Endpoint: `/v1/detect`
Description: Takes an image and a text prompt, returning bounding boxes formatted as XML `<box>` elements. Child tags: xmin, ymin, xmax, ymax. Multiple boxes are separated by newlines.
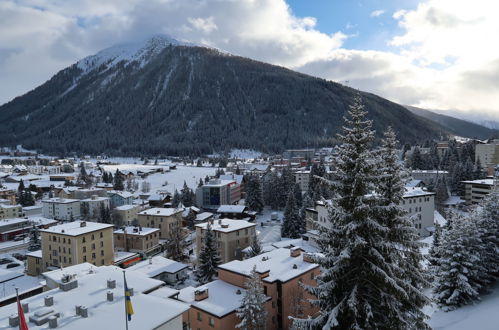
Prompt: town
<box><xmin>0</xmin><ymin>125</ymin><xmax>497</xmax><ymax>329</ymax></box>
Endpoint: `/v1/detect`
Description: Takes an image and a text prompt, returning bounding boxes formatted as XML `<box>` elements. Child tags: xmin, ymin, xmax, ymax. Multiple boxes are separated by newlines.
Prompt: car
<box><xmin>6</xmin><ymin>263</ymin><xmax>21</xmax><ymax>269</ymax></box>
<box><xmin>13</xmin><ymin>235</ymin><xmax>26</xmax><ymax>241</ymax></box>
<box><xmin>0</xmin><ymin>258</ymin><xmax>12</xmax><ymax>265</ymax></box>
<box><xmin>28</xmin><ymin>244</ymin><xmax>41</xmax><ymax>251</ymax></box>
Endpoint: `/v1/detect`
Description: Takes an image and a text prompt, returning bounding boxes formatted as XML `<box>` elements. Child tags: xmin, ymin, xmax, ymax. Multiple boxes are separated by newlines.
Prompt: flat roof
<box><xmin>138</xmin><ymin>207</ymin><xmax>183</xmax><ymax>217</ymax></box>
<box><xmin>115</xmin><ymin>204</ymin><xmax>138</xmax><ymax>211</ymax></box>
<box><xmin>195</xmin><ymin>219</ymin><xmax>256</xmax><ymax>233</ymax></box>
<box><xmin>39</xmin><ymin>221</ymin><xmax>113</xmax><ymax>236</ymax></box>
<box><xmin>461</xmin><ymin>179</ymin><xmax>494</xmax><ymax>185</ymax></box>
<box><xmin>127</xmin><ymin>256</ymin><xmax>188</xmax><ymax>276</ymax></box>
<box><xmin>403</xmin><ymin>187</ymin><xmax>435</xmax><ymax>198</ymax></box>
<box><xmin>217</xmin><ymin>205</ymin><xmax>247</xmax><ymax>213</ymax></box>
<box><xmin>42</xmin><ymin>198</ymin><xmax>80</xmax><ymax>204</ymax></box>
<box><xmin>114</xmin><ymin>226</ymin><xmax>159</xmax><ymax>236</ymax></box>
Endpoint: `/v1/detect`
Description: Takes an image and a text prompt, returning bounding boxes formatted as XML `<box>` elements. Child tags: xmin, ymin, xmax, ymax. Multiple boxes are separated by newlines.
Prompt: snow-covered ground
<box><xmin>254</xmin><ymin>208</ymin><xmax>283</xmax><ymax>244</ymax></box>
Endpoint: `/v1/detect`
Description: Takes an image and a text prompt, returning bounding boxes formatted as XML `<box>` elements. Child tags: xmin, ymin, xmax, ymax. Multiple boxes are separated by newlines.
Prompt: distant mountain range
<box><xmin>0</xmin><ymin>35</ymin><xmax>496</xmax><ymax>156</ymax></box>
<box><xmin>406</xmin><ymin>106</ymin><xmax>498</xmax><ymax>140</ymax></box>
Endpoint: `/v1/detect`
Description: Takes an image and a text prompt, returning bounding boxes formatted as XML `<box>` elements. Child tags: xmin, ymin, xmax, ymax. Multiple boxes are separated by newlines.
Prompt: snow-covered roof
<box><xmin>148</xmin><ymin>286</ymin><xmax>180</xmax><ymax>299</ymax></box>
<box><xmin>270</xmin><ymin>238</ymin><xmax>319</xmax><ymax>253</ymax></box>
<box><xmin>178</xmin><ymin>280</ymin><xmax>258</xmax><ymax>317</ymax></box>
<box><xmin>461</xmin><ymin>179</ymin><xmax>494</xmax><ymax>185</ymax></box>
<box><xmin>411</xmin><ymin>170</ymin><xmax>449</xmax><ymax>174</ymax></box>
<box><xmin>42</xmin><ymin>198</ymin><xmax>80</xmax><ymax>204</ymax></box>
<box><xmin>115</xmin><ymin>204</ymin><xmax>138</xmax><ymax>211</ymax></box>
<box><xmin>403</xmin><ymin>187</ymin><xmax>435</xmax><ymax>198</ymax></box>
<box><xmin>107</xmin><ymin>190</ymin><xmax>134</xmax><ymax>198</ymax></box>
<box><xmin>219</xmin><ymin>174</ymin><xmax>244</xmax><ymax>184</ymax></box>
<box><xmin>0</xmin><ymin>265</ymin><xmax>187</xmax><ymax>329</ymax></box>
<box><xmin>217</xmin><ymin>205</ymin><xmax>247</xmax><ymax>213</ymax></box>
<box><xmin>203</xmin><ymin>179</ymin><xmax>236</xmax><ymax>187</ymax></box>
<box><xmin>138</xmin><ymin>207</ymin><xmax>183</xmax><ymax>217</ymax></box>
<box><xmin>195</xmin><ymin>219</ymin><xmax>255</xmax><ymax>233</ymax></box>
<box><xmin>29</xmin><ymin>216</ymin><xmax>58</xmax><ymax>227</ymax></box>
<box><xmin>39</xmin><ymin>221</ymin><xmax>113</xmax><ymax>236</ymax></box>
<box><xmin>443</xmin><ymin>196</ymin><xmax>465</xmax><ymax>205</ymax></box>
<box><xmin>127</xmin><ymin>256</ymin><xmax>188</xmax><ymax>277</ymax></box>
<box><xmin>26</xmin><ymin>250</ymin><xmax>42</xmax><ymax>258</ymax></box>
<box><xmin>218</xmin><ymin>248</ymin><xmax>319</xmax><ymax>283</ymax></box>
<box><xmin>80</xmin><ymin>196</ymin><xmax>110</xmax><ymax>202</ymax></box>
<box><xmin>22</xmin><ymin>205</ymin><xmax>43</xmax><ymax>210</ymax></box>
<box><xmin>434</xmin><ymin>211</ymin><xmax>447</xmax><ymax>227</ymax></box>
<box><xmin>195</xmin><ymin>212</ymin><xmax>214</xmax><ymax>222</ymax></box>
<box><xmin>0</xmin><ymin>273</ymin><xmax>43</xmax><ymax>303</ymax></box>
<box><xmin>114</xmin><ymin>226</ymin><xmax>159</xmax><ymax>236</ymax></box>
<box><xmin>114</xmin><ymin>251</ymin><xmax>139</xmax><ymax>263</ymax></box>
<box><xmin>405</xmin><ymin>179</ymin><xmax>423</xmax><ymax>188</ymax></box>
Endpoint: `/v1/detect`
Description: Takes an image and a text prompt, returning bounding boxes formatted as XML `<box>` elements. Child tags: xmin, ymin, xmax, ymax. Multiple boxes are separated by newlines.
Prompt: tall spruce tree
<box><xmin>172</xmin><ymin>190</ymin><xmax>181</xmax><ymax>208</ymax></box>
<box><xmin>236</xmin><ymin>265</ymin><xmax>268</xmax><ymax>330</ymax></box>
<box><xmin>295</xmin><ymin>96</ymin><xmax>429</xmax><ymax>329</ymax></box>
<box><xmin>113</xmin><ymin>169</ymin><xmax>124</xmax><ymax>191</ymax></box>
<box><xmin>180</xmin><ymin>181</ymin><xmax>194</xmax><ymax>207</ymax></box>
<box><xmin>245</xmin><ymin>175</ymin><xmax>264</xmax><ymax>213</ymax></box>
<box><xmin>281</xmin><ymin>191</ymin><xmax>302</xmax><ymax>239</ymax></box>
<box><xmin>247</xmin><ymin>232</ymin><xmax>263</xmax><ymax>258</ymax></box>
<box><xmin>196</xmin><ymin>222</ymin><xmax>221</xmax><ymax>284</ymax></box>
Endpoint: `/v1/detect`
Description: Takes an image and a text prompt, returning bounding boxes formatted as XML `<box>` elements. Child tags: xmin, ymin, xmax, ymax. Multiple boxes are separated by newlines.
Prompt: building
<box><xmin>216</xmin><ymin>205</ymin><xmax>252</xmax><ymax>219</ymax></box>
<box><xmin>196</xmin><ymin>179</ymin><xmax>241</xmax><ymax>210</ymax></box>
<box><xmin>42</xmin><ymin>198</ymin><xmax>81</xmax><ymax>221</ymax></box>
<box><xmin>147</xmin><ymin>192</ymin><xmax>171</xmax><ymax>207</ymax></box>
<box><xmin>282</xmin><ymin>149</ymin><xmax>315</xmax><ymax>160</ymax></box>
<box><xmin>0</xmin><ymin>217</ymin><xmax>58</xmax><ymax>243</ymax></box>
<box><xmin>80</xmin><ymin>195</ymin><xmax>111</xmax><ymax>219</ymax></box>
<box><xmin>30</xmin><ymin>221</ymin><xmax>114</xmax><ymax>275</ymax></box>
<box><xmin>294</xmin><ymin>170</ymin><xmax>310</xmax><ymax>192</ymax></box>
<box><xmin>26</xmin><ymin>250</ymin><xmax>42</xmax><ymax>276</ymax></box>
<box><xmin>72</xmin><ymin>188</ymin><xmax>108</xmax><ymax>200</ymax></box>
<box><xmin>180</xmin><ymin>247</ymin><xmax>319</xmax><ymax>330</ymax></box>
<box><xmin>0</xmin><ymin>188</ymin><xmax>16</xmax><ymax>204</ymax></box>
<box><xmin>462</xmin><ymin>178</ymin><xmax>494</xmax><ymax>204</ymax></box>
<box><xmin>0</xmin><ymin>204</ymin><xmax>23</xmax><ymax>220</ymax></box>
<box><xmin>137</xmin><ymin>207</ymin><xmax>184</xmax><ymax>239</ymax></box>
<box><xmin>476</xmin><ymin>140</ymin><xmax>499</xmax><ymax>170</ymax></box>
<box><xmin>195</xmin><ymin>219</ymin><xmax>256</xmax><ymax>263</ymax></box>
<box><xmin>0</xmin><ymin>264</ymin><xmax>189</xmax><ymax>329</ymax></box>
<box><xmin>22</xmin><ymin>205</ymin><xmax>43</xmax><ymax>216</ymax></box>
<box><xmin>114</xmin><ymin>204</ymin><xmax>142</xmax><ymax>225</ymax></box>
<box><xmin>127</xmin><ymin>256</ymin><xmax>189</xmax><ymax>285</ymax></box>
<box><xmin>107</xmin><ymin>190</ymin><xmax>134</xmax><ymax>207</ymax></box>
<box><xmin>401</xmin><ymin>188</ymin><xmax>435</xmax><ymax>237</ymax></box>
<box><xmin>114</xmin><ymin>226</ymin><xmax>160</xmax><ymax>255</ymax></box>
<box><xmin>411</xmin><ymin>170</ymin><xmax>449</xmax><ymax>185</ymax></box>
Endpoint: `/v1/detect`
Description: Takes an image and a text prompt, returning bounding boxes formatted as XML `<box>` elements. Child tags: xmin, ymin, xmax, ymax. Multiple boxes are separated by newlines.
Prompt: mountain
<box><xmin>428</xmin><ymin>109</ymin><xmax>499</xmax><ymax>131</ymax></box>
<box><xmin>0</xmin><ymin>35</ymin><xmax>464</xmax><ymax>156</ymax></box>
<box><xmin>406</xmin><ymin>106</ymin><xmax>498</xmax><ymax>140</ymax></box>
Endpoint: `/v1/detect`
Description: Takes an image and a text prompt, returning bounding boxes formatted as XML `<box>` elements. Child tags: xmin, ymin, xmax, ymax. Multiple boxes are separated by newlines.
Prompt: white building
<box><xmin>42</xmin><ymin>198</ymin><xmax>81</xmax><ymax>221</ymax></box>
<box><xmin>81</xmin><ymin>195</ymin><xmax>111</xmax><ymax>219</ymax></box>
<box><xmin>475</xmin><ymin>140</ymin><xmax>499</xmax><ymax>169</ymax></box>
<box><xmin>127</xmin><ymin>256</ymin><xmax>189</xmax><ymax>285</ymax></box>
<box><xmin>294</xmin><ymin>170</ymin><xmax>310</xmax><ymax>192</ymax></box>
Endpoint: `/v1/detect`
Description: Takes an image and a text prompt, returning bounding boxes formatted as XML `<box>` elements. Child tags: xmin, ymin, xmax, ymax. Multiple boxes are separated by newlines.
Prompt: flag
<box><xmin>17</xmin><ymin>291</ymin><xmax>29</xmax><ymax>330</ymax></box>
<box><xmin>124</xmin><ymin>275</ymin><xmax>134</xmax><ymax>321</ymax></box>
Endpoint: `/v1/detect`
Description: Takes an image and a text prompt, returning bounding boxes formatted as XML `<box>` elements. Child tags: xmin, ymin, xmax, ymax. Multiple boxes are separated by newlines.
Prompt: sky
<box><xmin>0</xmin><ymin>0</ymin><xmax>498</xmax><ymax>119</ymax></box>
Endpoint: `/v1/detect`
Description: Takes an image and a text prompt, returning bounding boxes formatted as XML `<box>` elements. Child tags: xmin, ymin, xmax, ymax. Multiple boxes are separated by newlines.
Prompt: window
<box><xmin>92</xmin><ymin>243</ymin><xmax>96</xmax><ymax>250</ymax></box>
<box><xmin>92</xmin><ymin>253</ymin><xmax>96</xmax><ymax>259</ymax></box>
<box><xmin>311</xmin><ymin>272</ymin><xmax>315</xmax><ymax>280</ymax></box>
<box><xmin>63</xmin><ymin>238</ymin><xmax>66</xmax><ymax>243</ymax></box>
<box><xmin>101</xmin><ymin>250</ymin><xmax>104</xmax><ymax>256</ymax></box>
<box><xmin>83</xmin><ymin>256</ymin><xmax>87</xmax><ymax>262</ymax></box>
<box><xmin>52</xmin><ymin>236</ymin><xmax>56</xmax><ymax>242</ymax></box>
<box><xmin>68</xmin><ymin>238</ymin><xmax>71</xmax><ymax>244</ymax></box>
<box><xmin>197</xmin><ymin>312</ymin><xmax>202</xmax><ymax>321</ymax></box>
<box><xmin>68</xmin><ymin>248</ymin><xmax>71</xmax><ymax>253</ymax></box>
<box><xmin>83</xmin><ymin>246</ymin><xmax>86</xmax><ymax>252</ymax></box>
<box><xmin>82</xmin><ymin>237</ymin><xmax>86</xmax><ymax>243</ymax></box>
<box><xmin>100</xmin><ymin>241</ymin><xmax>104</xmax><ymax>247</ymax></box>
<box><xmin>63</xmin><ymin>256</ymin><xmax>67</xmax><ymax>263</ymax></box>
<box><xmin>209</xmin><ymin>317</ymin><xmax>215</xmax><ymax>327</ymax></box>
<box><xmin>263</xmin><ymin>286</ymin><xmax>267</xmax><ymax>295</ymax></box>
<box><xmin>69</xmin><ymin>257</ymin><xmax>72</xmax><ymax>263</ymax></box>
<box><xmin>91</xmin><ymin>234</ymin><xmax>95</xmax><ymax>240</ymax></box>
<box><xmin>101</xmin><ymin>259</ymin><xmax>105</xmax><ymax>265</ymax></box>
<box><xmin>100</xmin><ymin>232</ymin><xmax>103</xmax><ymax>238</ymax></box>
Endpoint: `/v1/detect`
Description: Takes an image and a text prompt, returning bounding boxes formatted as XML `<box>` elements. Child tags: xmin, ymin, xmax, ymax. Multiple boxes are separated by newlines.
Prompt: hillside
<box><xmin>0</xmin><ymin>35</ymin><xmax>455</xmax><ymax>156</ymax></box>
<box><xmin>406</xmin><ymin>106</ymin><xmax>498</xmax><ymax>140</ymax></box>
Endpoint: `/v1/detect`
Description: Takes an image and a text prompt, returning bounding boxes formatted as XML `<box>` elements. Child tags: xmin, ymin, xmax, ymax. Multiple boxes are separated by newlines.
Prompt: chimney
<box><xmin>107</xmin><ymin>279</ymin><xmax>116</xmax><ymax>289</ymax></box>
<box><xmin>303</xmin><ymin>252</ymin><xmax>314</xmax><ymax>263</ymax></box>
<box><xmin>48</xmin><ymin>315</ymin><xmax>58</xmax><ymax>328</ymax></box>
<box><xmin>290</xmin><ymin>247</ymin><xmax>301</xmax><ymax>258</ymax></box>
<box><xmin>194</xmin><ymin>288</ymin><xmax>209</xmax><ymax>301</ymax></box>
<box><xmin>75</xmin><ymin>305</ymin><xmax>81</xmax><ymax>316</ymax></box>
<box><xmin>218</xmin><ymin>219</ymin><xmax>222</xmax><ymax>225</ymax></box>
<box><xmin>8</xmin><ymin>315</ymin><xmax>19</xmax><ymax>327</ymax></box>
<box><xmin>221</xmin><ymin>224</ymin><xmax>229</xmax><ymax>229</ymax></box>
<box><xmin>149</xmin><ymin>257</ymin><xmax>152</xmax><ymax>265</ymax></box>
<box><xmin>107</xmin><ymin>291</ymin><xmax>114</xmax><ymax>302</ymax></box>
<box><xmin>80</xmin><ymin>306</ymin><xmax>88</xmax><ymax>318</ymax></box>
<box><xmin>157</xmin><ymin>210</ymin><xmax>160</xmax><ymax>214</ymax></box>
<box><xmin>80</xmin><ymin>221</ymin><xmax>86</xmax><ymax>227</ymax></box>
<box><xmin>22</xmin><ymin>303</ymin><xmax>29</xmax><ymax>313</ymax></box>
<box><xmin>44</xmin><ymin>295</ymin><xmax>54</xmax><ymax>306</ymax></box>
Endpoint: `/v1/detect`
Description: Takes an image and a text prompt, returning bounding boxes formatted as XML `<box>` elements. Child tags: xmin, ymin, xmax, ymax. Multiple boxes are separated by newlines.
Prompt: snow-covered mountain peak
<box><xmin>77</xmin><ymin>34</ymin><xmax>193</xmax><ymax>73</ymax></box>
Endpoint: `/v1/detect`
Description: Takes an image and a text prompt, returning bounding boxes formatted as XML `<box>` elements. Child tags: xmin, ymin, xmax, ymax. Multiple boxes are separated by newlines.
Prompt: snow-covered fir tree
<box><xmin>195</xmin><ymin>222</ymin><xmax>221</xmax><ymax>284</ymax></box>
<box><xmin>433</xmin><ymin>211</ymin><xmax>485</xmax><ymax>310</ymax></box>
<box><xmin>295</xmin><ymin>96</ymin><xmax>429</xmax><ymax>329</ymax></box>
<box><xmin>236</xmin><ymin>265</ymin><xmax>268</xmax><ymax>330</ymax></box>
<box><xmin>281</xmin><ymin>190</ymin><xmax>303</xmax><ymax>239</ymax></box>
<box><xmin>428</xmin><ymin>222</ymin><xmax>443</xmax><ymax>277</ymax></box>
<box><xmin>180</xmin><ymin>181</ymin><xmax>195</xmax><ymax>207</ymax></box>
<box><xmin>245</xmin><ymin>174</ymin><xmax>264</xmax><ymax>213</ymax></box>
<box><xmin>263</xmin><ymin>171</ymin><xmax>280</xmax><ymax>210</ymax></box>
<box><xmin>247</xmin><ymin>232</ymin><xmax>263</xmax><ymax>258</ymax></box>
<box><xmin>171</xmin><ymin>189</ymin><xmax>181</xmax><ymax>208</ymax></box>
<box><xmin>167</xmin><ymin>222</ymin><xmax>186</xmax><ymax>261</ymax></box>
<box><xmin>113</xmin><ymin>169</ymin><xmax>124</xmax><ymax>191</ymax></box>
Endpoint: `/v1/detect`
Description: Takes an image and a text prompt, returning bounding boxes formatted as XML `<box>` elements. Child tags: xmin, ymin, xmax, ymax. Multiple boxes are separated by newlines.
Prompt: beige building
<box><xmin>80</xmin><ymin>195</ymin><xmax>110</xmax><ymax>220</ymax></box>
<box><xmin>137</xmin><ymin>207</ymin><xmax>183</xmax><ymax>239</ymax></box>
<box><xmin>294</xmin><ymin>170</ymin><xmax>310</xmax><ymax>193</ymax></box>
<box><xmin>30</xmin><ymin>221</ymin><xmax>114</xmax><ymax>275</ymax></box>
<box><xmin>462</xmin><ymin>178</ymin><xmax>494</xmax><ymax>204</ymax></box>
<box><xmin>26</xmin><ymin>250</ymin><xmax>42</xmax><ymax>276</ymax></box>
<box><xmin>114</xmin><ymin>226</ymin><xmax>160</xmax><ymax>254</ymax></box>
<box><xmin>195</xmin><ymin>219</ymin><xmax>256</xmax><ymax>263</ymax></box>
<box><xmin>476</xmin><ymin>140</ymin><xmax>499</xmax><ymax>170</ymax></box>
<box><xmin>0</xmin><ymin>204</ymin><xmax>23</xmax><ymax>220</ymax></box>
<box><xmin>42</xmin><ymin>198</ymin><xmax>81</xmax><ymax>220</ymax></box>
<box><xmin>114</xmin><ymin>204</ymin><xmax>141</xmax><ymax>225</ymax></box>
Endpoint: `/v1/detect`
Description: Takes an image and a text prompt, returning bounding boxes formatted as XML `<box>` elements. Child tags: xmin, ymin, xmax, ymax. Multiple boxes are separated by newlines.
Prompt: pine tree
<box><xmin>428</xmin><ymin>222</ymin><xmax>443</xmax><ymax>276</ymax></box>
<box><xmin>263</xmin><ymin>171</ymin><xmax>280</xmax><ymax>210</ymax></box>
<box><xmin>172</xmin><ymin>190</ymin><xmax>181</xmax><ymax>208</ymax></box>
<box><xmin>196</xmin><ymin>222</ymin><xmax>221</xmax><ymax>284</ymax></box>
<box><xmin>295</xmin><ymin>96</ymin><xmax>429</xmax><ymax>329</ymax></box>
<box><xmin>198</xmin><ymin>178</ymin><xmax>204</xmax><ymax>187</ymax></box>
<box><xmin>113</xmin><ymin>169</ymin><xmax>124</xmax><ymax>191</ymax></box>
<box><xmin>434</xmin><ymin>212</ymin><xmax>485</xmax><ymax>310</ymax></box>
<box><xmin>281</xmin><ymin>189</ymin><xmax>303</xmax><ymax>239</ymax></box>
<box><xmin>245</xmin><ymin>175</ymin><xmax>264</xmax><ymax>213</ymax></box>
<box><xmin>235</xmin><ymin>165</ymin><xmax>241</xmax><ymax>175</ymax></box>
<box><xmin>167</xmin><ymin>221</ymin><xmax>186</xmax><ymax>261</ymax></box>
<box><xmin>181</xmin><ymin>181</ymin><xmax>194</xmax><ymax>207</ymax></box>
<box><xmin>236</xmin><ymin>265</ymin><xmax>268</xmax><ymax>330</ymax></box>
<box><xmin>22</xmin><ymin>189</ymin><xmax>35</xmax><ymax>206</ymax></box>
<box><xmin>279</xmin><ymin>167</ymin><xmax>296</xmax><ymax>208</ymax></box>
<box><xmin>247</xmin><ymin>233</ymin><xmax>262</xmax><ymax>258</ymax></box>
<box><xmin>410</xmin><ymin>146</ymin><xmax>424</xmax><ymax>170</ymax></box>
<box><xmin>435</xmin><ymin>175</ymin><xmax>449</xmax><ymax>212</ymax></box>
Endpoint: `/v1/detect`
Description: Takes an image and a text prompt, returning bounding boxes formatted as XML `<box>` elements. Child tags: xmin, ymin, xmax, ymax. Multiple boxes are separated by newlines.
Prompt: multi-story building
<box><xmin>80</xmin><ymin>195</ymin><xmax>111</xmax><ymax>220</ymax></box>
<box><xmin>0</xmin><ymin>188</ymin><xmax>16</xmax><ymax>205</ymax></box>
<box><xmin>462</xmin><ymin>178</ymin><xmax>494</xmax><ymax>204</ymax></box>
<box><xmin>476</xmin><ymin>140</ymin><xmax>499</xmax><ymax>172</ymax></box>
<box><xmin>180</xmin><ymin>247</ymin><xmax>319</xmax><ymax>330</ymax></box>
<box><xmin>0</xmin><ymin>204</ymin><xmax>23</xmax><ymax>220</ymax></box>
<box><xmin>294</xmin><ymin>170</ymin><xmax>310</xmax><ymax>193</ymax></box>
<box><xmin>42</xmin><ymin>198</ymin><xmax>81</xmax><ymax>221</ymax></box>
<box><xmin>196</xmin><ymin>179</ymin><xmax>241</xmax><ymax>210</ymax></box>
<box><xmin>31</xmin><ymin>221</ymin><xmax>114</xmax><ymax>275</ymax></box>
<box><xmin>107</xmin><ymin>190</ymin><xmax>134</xmax><ymax>207</ymax></box>
<box><xmin>137</xmin><ymin>207</ymin><xmax>183</xmax><ymax>239</ymax></box>
<box><xmin>71</xmin><ymin>188</ymin><xmax>108</xmax><ymax>200</ymax></box>
<box><xmin>195</xmin><ymin>219</ymin><xmax>256</xmax><ymax>263</ymax></box>
<box><xmin>127</xmin><ymin>256</ymin><xmax>189</xmax><ymax>285</ymax></box>
<box><xmin>114</xmin><ymin>204</ymin><xmax>141</xmax><ymax>225</ymax></box>
<box><xmin>113</xmin><ymin>226</ymin><xmax>160</xmax><ymax>254</ymax></box>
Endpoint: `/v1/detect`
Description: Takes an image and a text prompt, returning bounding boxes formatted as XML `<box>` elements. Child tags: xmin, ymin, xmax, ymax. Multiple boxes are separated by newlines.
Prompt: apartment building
<box><xmin>195</xmin><ymin>219</ymin><xmax>256</xmax><ymax>263</ymax></box>
<box><xmin>462</xmin><ymin>178</ymin><xmax>494</xmax><ymax>204</ymax></box>
<box><xmin>0</xmin><ymin>188</ymin><xmax>16</xmax><ymax>205</ymax></box>
<box><xmin>113</xmin><ymin>226</ymin><xmax>160</xmax><ymax>254</ymax></box>
<box><xmin>180</xmin><ymin>247</ymin><xmax>319</xmax><ymax>330</ymax></box>
<box><xmin>107</xmin><ymin>190</ymin><xmax>134</xmax><ymax>207</ymax></box>
<box><xmin>294</xmin><ymin>170</ymin><xmax>310</xmax><ymax>193</ymax></box>
<box><xmin>80</xmin><ymin>195</ymin><xmax>111</xmax><ymax>219</ymax></box>
<box><xmin>114</xmin><ymin>204</ymin><xmax>141</xmax><ymax>225</ymax></box>
<box><xmin>0</xmin><ymin>204</ymin><xmax>23</xmax><ymax>220</ymax></box>
<box><xmin>30</xmin><ymin>221</ymin><xmax>114</xmax><ymax>275</ymax></box>
<box><xmin>137</xmin><ymin>207</ymin><xmax>183</xmax><ymax>239</ymax></box>
<box><xmin>42</xmin><ymin>198</ymin><xmax>81</xmax><ymax>221</ymax></box>
<box><xmin>476</xmin><ymin>140</ymin><xmax>499</xmax><ymax>174</ymax></box>
<box><xmin>195</xmin><ymin>179</ymin><xmax>241</xmax><ymax>210</ymax></box>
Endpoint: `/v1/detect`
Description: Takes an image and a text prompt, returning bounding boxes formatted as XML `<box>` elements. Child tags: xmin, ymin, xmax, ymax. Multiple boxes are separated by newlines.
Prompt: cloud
<box><xmin>370</xmin><ymin>9</ymin><xmax>385</xmax><ymax>17</ymax></box>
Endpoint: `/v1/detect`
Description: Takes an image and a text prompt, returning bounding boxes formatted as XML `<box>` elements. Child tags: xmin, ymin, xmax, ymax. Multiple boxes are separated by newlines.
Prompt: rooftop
<box><xmin>203</xmin><ymin>179</ymin><xmax>236</xmax><ymax>187</ymax></box>
<box><xmin>115</xmin><ymin>204</ymin><xmax>138</xmax><ymax>211</ymax></box>
<box><xmin>403</xmin><ymin>187</ymin><xmax>435</xmax><ymax>198</ymax></box>
<box><xmin>461</xmin><ymin>178</ymin><xmax>494</xmax><ymax>185</ymax></box>
<box><xmin>114</xmin><ymin>226</ymin><xmax>159</xmax><ymax>236</ymax></box>
<box><xmin>218</xmin><ymin>248</ymin><xmax>319</xmax><ymax>283</ymax></box>
<box><xmin>127</xmin><ymin>256</ymin><xmax>188</xmax><ymax>277</ymax></box>
<box><xmin>217</xmin><ymin>205</ymin><xmax>247</xmax><ymax>213</ymax></box>
<box><xmin>195</xmin><ymin>219</ymin><xmax>255</xmax><ymax>233</ymax></box>
<box><xmin>39</xmin><ymin>221</ymin><xmax>113</xmax><ymax>236</ymax></box>
<box><xmin>80</xmin><ymin>196</ymin><xmax>110</xmax><ymax>202</ymax></box>
<box><xmin>42</xmin><ymin>198</ymin><xmax>80</xmax><ymax>204</ymax></box>
<box><xmin>138</xmin><ymin>207</ymin><xmax>183</xmax><ymax>217</ymax></box>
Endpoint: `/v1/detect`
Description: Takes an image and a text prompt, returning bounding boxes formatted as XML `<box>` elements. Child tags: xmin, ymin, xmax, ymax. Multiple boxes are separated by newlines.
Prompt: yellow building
<box><xmin>0</xmin><ymin>204</ymin><xmax>23</xmax><ymax>220</ymax></box>
<box><xmin>31</xmin><ymin>221</ymin><xmax>114</xmax><ymax>275</ymax></box>
<box><xmin>137</xmin><ymin>207</ymin><xmax>183</xmax><ymax>239</ymax></box>
<box><xmin>114</xmin><ymin>204</ymin><xmax>142</xmax><ymax>225</ymax></box>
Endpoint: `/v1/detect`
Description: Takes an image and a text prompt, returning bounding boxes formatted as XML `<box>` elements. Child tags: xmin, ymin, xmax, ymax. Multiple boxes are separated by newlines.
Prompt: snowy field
<box><xmin>255</xmin><ymin>208</ymin><xmax>283</xmax><ymax>244</ymax></box>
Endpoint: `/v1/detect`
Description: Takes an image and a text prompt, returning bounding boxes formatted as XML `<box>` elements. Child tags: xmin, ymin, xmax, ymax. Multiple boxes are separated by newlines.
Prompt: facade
<box><xmin>113</xmin><ymin>226</ymin><xmax>160</xmax><ymax>254</ymax></box>
<box><xmin>400</xmin><ymin>188</ymin><xmax>435</xmax><ymax>237</ymax></box>
<box><xmin>196</xmin><ymin>179</ymin><xmax>241</xmax><ymax>210</ymax></box>
<box><xmin>32</xmin><ymin>221</ymin><xmax>114</xmax><ymax>275</ymax></box>
<box><xmin>72</xmin><ymin>188</ymin><xmax>107</xmax><ymax>200</ymax></box>
<box><xmin>294</xmin><ymin>170</ymin><xmax>310</xmax><ymax>192</ymax></box>
<box><xmin>195</xmin><ymin>219</ymin><xmax>256</xmax><ymax>263</ymax></box>
<box><xmin>107</xmin><ymin>190</ymin><xmax>134</xmax><ymax>207</ymax></box>
<box><xmin>80</xmin><ymin>195</ymin><xmax>111</xmax><ymax>219</ymax></box>
<box><xmin>411</xmin><ymin>170</ymin><xmax>449</xmax><ymax>185</ymax></box>
<box><xmin>0</xmin><ymin>188</ymin><xmax>16</xmax><ymax>205</ymax></box>
<box><xmin>476</xmin><ymin>140</ymin><xmax>499</xmax><ymax>169</ymax></box>
<box><xmin>462</xmin><ymin>179</ymin><xmax>494</xmax><ymax>204</ymax></box>
<box><xmin>0</xmin><ymin>204</ymin><xmax>23</xmax><ymax>220</ymax></box>
<box><xmin>114</xmin><ymin>204</ymin><xmax>141</xmax><ymax>225</ymax></box>
<box><xmin>137</xmin><ymin>207</ymin><xmax>184</xmax><ymax>239</ymax></box>
<box><xmin>127</xmin><ymin>256</ymin><xmax>189</xmax><ymax>284</ymax></box>
<box><xmin>26</xmin><ymin>250</ymin><xmax>42</xmax><ymax>276</ymax></box>
<box><xmin>42</xmin><ymin>198</ymin><xmax>81</xmax><ymax>221</ymax></box>
<box><xmin>216</xmin><ymin>205</ymin><xmax>250</xmax><ymax>219</ymax></box>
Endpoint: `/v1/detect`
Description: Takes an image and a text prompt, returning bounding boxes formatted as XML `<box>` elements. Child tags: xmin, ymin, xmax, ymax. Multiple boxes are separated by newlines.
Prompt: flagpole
<box><xmin>15</xmin><ymin>287</ymin><xmax>20</xmax><ymax>330</ymax></box>
<box><xmin>123</xmin><ymin>271</ymin><xmax>128</xmax><ymax>330</ymax></box>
